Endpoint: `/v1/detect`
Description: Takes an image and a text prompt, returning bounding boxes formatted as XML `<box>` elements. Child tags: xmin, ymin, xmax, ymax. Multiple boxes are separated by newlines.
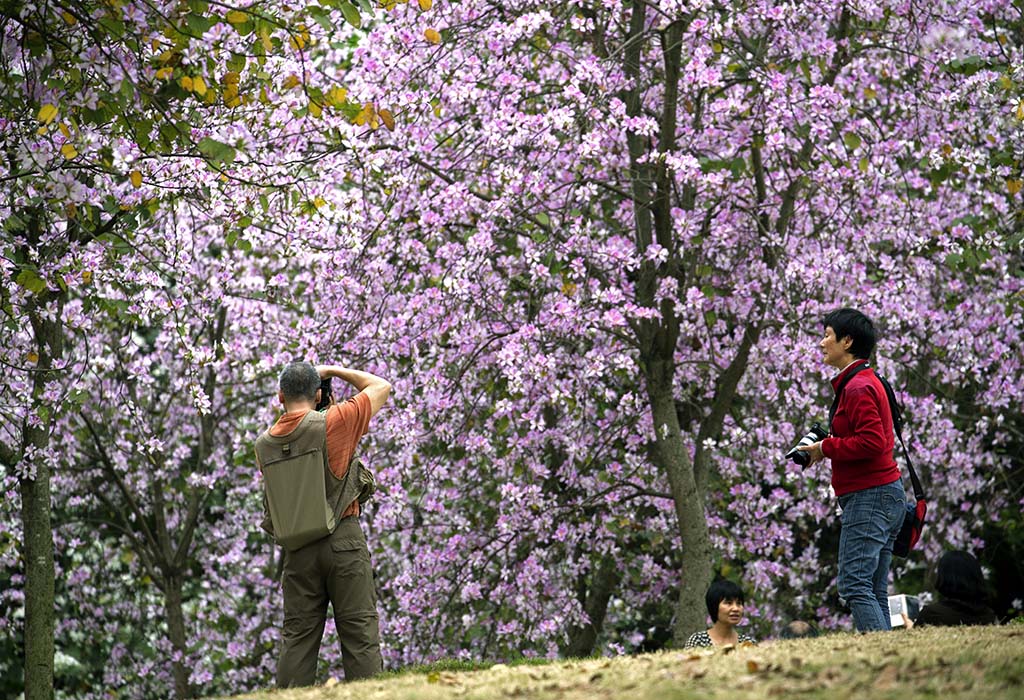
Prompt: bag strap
<box><xmin>877</xmin><ymin>375</ymin><xmax>926</xmax><ymax>502</ymax></box>
<box><xmin>828</xmin><ymin>362</ymin><xmax>868</xmax><ymax>432</ymax></box>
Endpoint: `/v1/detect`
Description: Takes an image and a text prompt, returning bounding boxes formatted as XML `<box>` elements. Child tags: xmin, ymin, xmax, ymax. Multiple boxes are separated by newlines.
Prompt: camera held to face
<box><xmin>785</xmin><ymin>422</ymin><xmax>828</xmax><ymax>466</ymax></box>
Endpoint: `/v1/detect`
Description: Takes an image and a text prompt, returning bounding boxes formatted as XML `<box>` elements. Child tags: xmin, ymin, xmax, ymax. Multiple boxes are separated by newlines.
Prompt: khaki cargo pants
<box><xmin>277</xmin><ymin>517</ymin><xmax>382</xmax><ymax>687</ymax></box>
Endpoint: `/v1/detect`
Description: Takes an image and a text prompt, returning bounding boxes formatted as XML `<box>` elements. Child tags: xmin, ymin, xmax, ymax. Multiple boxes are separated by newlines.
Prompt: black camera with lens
<box><xmin>785</xmin><ymin>422</ymin><xmax>828</xmax><ymax>466</ymax></box>
<box><xmin>315</xmin><ymin>377</ymin><xmax>334</xmax><ymax>411</ymax></box>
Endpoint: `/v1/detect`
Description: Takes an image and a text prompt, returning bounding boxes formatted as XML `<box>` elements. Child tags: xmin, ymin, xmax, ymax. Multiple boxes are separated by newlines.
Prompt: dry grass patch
<box><xmin>220</xmin><ymin>624</ymin><xmax>1024</xmax><ymax>700</ymax></box>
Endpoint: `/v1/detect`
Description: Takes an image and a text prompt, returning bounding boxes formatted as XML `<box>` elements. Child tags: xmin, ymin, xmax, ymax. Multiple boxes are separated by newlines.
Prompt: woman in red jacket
<box><xmin>798</xmin><ymin>308</ymin><xmax>906</xmax><ymax>632</ymax></box>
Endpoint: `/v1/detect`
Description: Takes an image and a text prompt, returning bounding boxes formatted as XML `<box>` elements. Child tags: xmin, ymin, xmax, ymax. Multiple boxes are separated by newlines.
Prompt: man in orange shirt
<box><xmin>258</xmin><ymin>361</ymin><xmax>391</xmax><ymax>686</ymax></box>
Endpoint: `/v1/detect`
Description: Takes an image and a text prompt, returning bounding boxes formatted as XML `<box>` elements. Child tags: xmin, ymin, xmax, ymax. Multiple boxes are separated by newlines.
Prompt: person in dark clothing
<box><xmin>905</xmin><ymin>550</ymin><xmax>998</xmax><ymax>628</ymax></box>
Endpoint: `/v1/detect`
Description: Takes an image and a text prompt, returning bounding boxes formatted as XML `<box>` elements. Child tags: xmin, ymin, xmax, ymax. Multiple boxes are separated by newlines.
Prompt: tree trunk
<box><xmin>164</xmin><ymin>575</ymin><xmax>192</xmax><ymax>699</ymax></box>
<box><xmin>644</xmin><ymin>360</ymin><xmax>715</xmax><ymax>644</ymax></box>
<box><xmin>563</xmin><ymin>554</ymin><xmax>621</xmax><ymax>657</ymax></box>
<box><xmin>21</xmin><ymin>296</ymin><xmax>63</xmax><ymax>700</ymax></box>
<box><xmin>20</xmin><ymin>458</ymin><xmax>54</xmax><ymax>700</ymax></box>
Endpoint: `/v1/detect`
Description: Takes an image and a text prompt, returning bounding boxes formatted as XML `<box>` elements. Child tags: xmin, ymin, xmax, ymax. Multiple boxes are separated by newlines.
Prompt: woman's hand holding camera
<box><xmin>796</xmin><ymin>441</ymin><xmax>825</xmax><ymax>465</ymax></box>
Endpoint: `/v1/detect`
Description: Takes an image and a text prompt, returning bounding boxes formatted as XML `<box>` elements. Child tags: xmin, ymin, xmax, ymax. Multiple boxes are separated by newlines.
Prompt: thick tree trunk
<box><xmin>563</xmin><ymin>555</ymin><xmax>621</xmax><ymax>657</ymax></box>
<box><xmin>21</xmin><ymin>298</ymin><xmax>63</xmax><ymax>700</ymax></box>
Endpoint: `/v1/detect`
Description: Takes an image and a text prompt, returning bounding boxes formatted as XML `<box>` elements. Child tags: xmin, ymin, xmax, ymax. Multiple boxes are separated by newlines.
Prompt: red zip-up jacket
<box><xmin>821</xmin><ymin>359</ymin><xmax>901</xmax><ymax>497</ymax></box>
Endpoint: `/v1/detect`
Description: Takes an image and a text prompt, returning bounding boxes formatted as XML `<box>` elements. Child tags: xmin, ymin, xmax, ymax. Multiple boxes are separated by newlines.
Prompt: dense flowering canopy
<box><xmin>1</xmin><ymin>0</ymin><xmax>1021</xmax><ymax>696</ymax></box>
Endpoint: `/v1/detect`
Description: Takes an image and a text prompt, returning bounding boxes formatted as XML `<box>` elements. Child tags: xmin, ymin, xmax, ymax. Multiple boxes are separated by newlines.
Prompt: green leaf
<box><xmin>535</xmin><ymin>212</ymin><xmax>550</xmax><ymax>227</ymax></box>
<box><xmin>227</xmin><ymin>52</ymin><xmax>246</xmax><ymax>73</ymax></box>
<box><xmin>307</xmin><ymin>6</ymin><xmax>334</xmax><ymax>31</ymax></box>
<box><xmin>197</xmin><ymin>137</ymin><xmax>237</xmax><ymax>166</ymax></box>
<box><xmin>340</xmin><ymin>2</ymin><xmax>362</xmax><ymax>28</ymax></box>
<box><xmin>843</xmin><ymin>132</ymin><xmax>862</xmax><ymax>151</ymax></box>
<box><xmin>185</xmin><ymin>12</ymin><xmax>216</xmax><ymax>36</ymax></box>
<box><xmin>16</xmin><ymin>269</ymin><xmax>48</xmax><ymax>294</ymax></box>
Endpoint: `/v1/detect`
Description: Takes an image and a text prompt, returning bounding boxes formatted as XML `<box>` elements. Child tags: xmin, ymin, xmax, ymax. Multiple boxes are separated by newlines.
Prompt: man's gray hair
<box><xmin>279</xmin><ymin>361</ymin><xmax>320</xmax><ymax>402</ymax></box>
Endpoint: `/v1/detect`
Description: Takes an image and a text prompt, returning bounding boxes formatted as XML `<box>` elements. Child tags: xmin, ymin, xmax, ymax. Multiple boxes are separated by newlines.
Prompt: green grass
<box><xmin>219</xmin><ymin>624</ymin><xmax>1024</xmax><ymax>700</ymax></box>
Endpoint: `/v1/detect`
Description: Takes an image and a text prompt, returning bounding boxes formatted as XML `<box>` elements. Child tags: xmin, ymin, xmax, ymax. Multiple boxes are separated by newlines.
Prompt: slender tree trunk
<box><xmin>563</xmin><ymin>555</ymin><xmax>621</xmax><ymax>657</ymax></box>
<box><xmin>20</xmin><ymin>457</ymin><xmax>54</xmax><ymax>700</ymax></box>
<box><xmin>644</xmin><ymin>360</ymin><xmax>715</xmax><ymax>644</ymax></box>
<box><xmin>21</xmin><ymin>295</ymin><xmax>63</xmax><ymax>700</ymax></box>
<box><xmin>164</xmin><ymin>575</ymin><xmax>192</xmax><ymax>699</ymax></box>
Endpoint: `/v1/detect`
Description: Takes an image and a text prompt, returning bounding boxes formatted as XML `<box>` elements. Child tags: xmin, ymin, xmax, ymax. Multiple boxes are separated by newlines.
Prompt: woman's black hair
<box><xmin>706</xmin><ymin>579</ymin><xmax>745</xmax><ymax>622</ymax></box>
<box><xmin>822</xmin><ymin>308</ymin><xmax>877</xmax><ymax>360</ymax></box>
<box><xmin>936</xmin><ymin>550</ymin><xmax>988</xmax><ymax>602</ymax></box>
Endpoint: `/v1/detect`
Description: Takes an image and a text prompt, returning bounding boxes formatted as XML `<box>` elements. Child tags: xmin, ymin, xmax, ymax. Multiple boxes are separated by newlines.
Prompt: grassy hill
<box><xmin>220</xmin><ymin>624</ymin><xmax>1024</xmax><ymax>700</ymax></box>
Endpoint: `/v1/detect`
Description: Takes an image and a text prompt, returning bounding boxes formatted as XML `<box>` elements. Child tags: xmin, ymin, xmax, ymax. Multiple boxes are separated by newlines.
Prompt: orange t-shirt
<box><xmin>269</xmin><ymin>392</ymin><xmax>372</xmax><ymax>517</ymax></box>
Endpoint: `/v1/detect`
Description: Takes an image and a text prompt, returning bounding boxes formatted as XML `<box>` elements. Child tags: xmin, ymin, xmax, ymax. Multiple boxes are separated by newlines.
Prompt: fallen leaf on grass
<box><xmin>873</xmin><ymin>664</ymin><xmax>900</xmax><ymax>691</ymax></box>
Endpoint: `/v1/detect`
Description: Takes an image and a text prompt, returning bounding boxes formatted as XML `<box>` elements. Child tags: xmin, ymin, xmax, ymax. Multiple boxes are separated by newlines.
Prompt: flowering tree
<box><xmin>337</xmin><ymin>0</ymin><xmax>1024</xmax><ymax>652</ymax></box>
<box><xmin>1</xmin><ymin>0</ymin><xmax>1021</xmax><ymax>696</ymax></box>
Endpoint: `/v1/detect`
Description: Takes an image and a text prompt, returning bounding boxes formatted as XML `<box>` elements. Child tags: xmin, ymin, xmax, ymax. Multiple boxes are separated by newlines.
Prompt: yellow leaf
<box><xmin>156</xmin><ymin>67</ymin><xmax>174</xmax><ymax>80</ymax></box>
<box><xmin>58</xmin><ymin>122</ymin><xmax>71</xmax><ymax>138</ymax></box>
<box><xmin>863</xmin><ymin>87</ymin><xmax>876</xmax><ymax>100</ymax></box>
<box><xmin>226</xmin><ymin>10</ymin><xmax>248</xmax><ymax>24</ymax></box>
<box><xmin>1016</xmin><ymin>100</ymin><xmax>1024</xmax><ymax>121</ymax></box>
<box><xmin>192</xmin><ymin>76</ymin><xmax>207</xmax><ymax>96</ymax></box>
<box><xmin>290</xmin><ymin>34</ymin><xmax>305</xmax><ymax>50</ymax></box>
<box><xmin>313</xmin><ymin>196</ymin><xmax>327</xmax><ymax>208</ymax></box>
<box><xmin>38</xmin><ymin>104</ymin><xmax>58</xmax><ymax>124</ymax></box>
<box><xmin>282</xmin><ymin>74</ymin><xmax>301</xmax><ymax>90</ymax></box>
<box><xmin>1008</xmin><ymin>179</ymin><xmax>1023</xmax><ymax>195</ymax></box>
<box><xmin>66</xmin><ymin>202</ymin><xmax>77</xmax><ymax>218</ymax></box>
<box><xmin>418</xmin><ymin>0</ymin><xmax>432</xmax><ymax>9</ymax></box>
<box><xmin>260</xmin><ymin>28</ymin><xmax>273</xmax><ymax>52</ymax></box>
<box><xmin>379</xmin><ymin>108</ymin><xmax>395</xmax><ymax>131</ymax></box>
<box><xmin>36</xmin><ymin>126</ymin><xmax>48</xmax><ymax>136</ymax></box>
<box><xmin>62</xmin><ymin>10</ymin><xmax>77</xmax><ymax>24</ymax></box>
<box><xmin>424</xmin><ymin>28</ymin><xmax>441</xmax><ymax>43</ymax></box>
<box><xmin>130</xmin><ymin>170</ymin><xmax>142</xmax><ymax>188</ymax></box>
<box><xmin>27</xmin><ymin>352</ymin><xmax>39</xmax><ymax>364</ymax></box>
<box><xmin>308</xmin><ymin>100</ymin><xmax>322</xmax><ymax>118</ymax></box>
<box><xmin>999</xmin><ymin>75</ymin><xmax>1013</xmax><ymax>91</ymax></box>
<box><xmin>61</xmin><ymin>143</ymin><xmax>78</xmax><ymax>160</ymax></box>
<box><xmin>179</xmin><ymin>76</ymin><xmax>194</xmax><ymax>91</ymax></box>
<box><xmin>259</xmin><ymin>87</ymin><xmax>271</xmax><ymax>105</ymax></box>
<box><xmin>82</xmin><ymin>270</ymin><xmax>93</xmax><ymax>284</ymax></box>
<box><xmin>327</xmin><ymin>86</ymin><xmax>348</xmax><ymax>106</ymax></box>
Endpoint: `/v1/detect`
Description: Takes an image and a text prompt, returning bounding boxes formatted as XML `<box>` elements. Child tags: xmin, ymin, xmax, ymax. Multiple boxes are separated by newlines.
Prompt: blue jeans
<box><xmin>837</xmin><ymin>479</ymin><xmax>906</xmax><ymax>632</ymax></box>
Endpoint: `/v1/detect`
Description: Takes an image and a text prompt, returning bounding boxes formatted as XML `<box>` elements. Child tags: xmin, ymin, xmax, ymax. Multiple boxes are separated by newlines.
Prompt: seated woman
<box><xmin>907</xmin><ymin>550</ymin><xmax>998</xmax><ymax>628</ymax></box>
<box><xmin>684</xmin><ymin>579</ymin><xmax>757</xmax><ymax>648</ymax></box>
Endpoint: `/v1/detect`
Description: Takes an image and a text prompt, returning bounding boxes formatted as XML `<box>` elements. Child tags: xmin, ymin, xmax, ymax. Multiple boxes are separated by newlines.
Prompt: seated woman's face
<box><xmin>718</xmin><ymin>597</ymin><xmax>744</xmax><ymax>626</ymax></box>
